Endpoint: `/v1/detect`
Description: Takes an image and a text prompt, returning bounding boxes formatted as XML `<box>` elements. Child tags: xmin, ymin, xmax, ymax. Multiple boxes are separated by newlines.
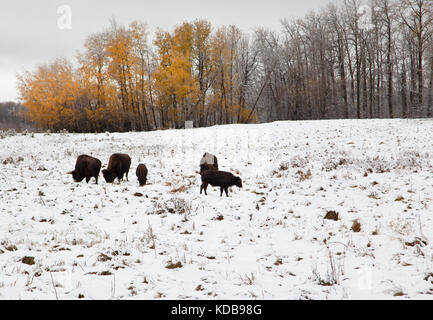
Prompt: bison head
<box><xmin>235</xmin><ymin>177</ymin><xmax>243</xmax><ymax>188</ymax></box>
<box><xmin>102</xmin><ymin>169</ymin><xmax>116</xmax><ymax>183</ymax></box>
<box><xmin>68</xmin><ymin>170</ymin><xmax>84</xmax><ymax>183</ymax></box>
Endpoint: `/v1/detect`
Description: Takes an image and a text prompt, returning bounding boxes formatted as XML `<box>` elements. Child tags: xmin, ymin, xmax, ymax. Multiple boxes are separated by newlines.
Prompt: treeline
<box><xmin>0</xmin><ymin>102</ymin><xmax>34</xmax><ymax>131</ymax></box>
<box><xmin>18</xmin><ymin>0</ymin><xmax>433</xmax><ymax>132</ymax></box>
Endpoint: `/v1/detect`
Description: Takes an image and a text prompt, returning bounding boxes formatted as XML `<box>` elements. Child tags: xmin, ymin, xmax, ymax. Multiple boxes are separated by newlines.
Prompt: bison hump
<box><xmin>200</xmin><ymin>153</ymin><xmax>217</xmax><ymax>165</ymax></box>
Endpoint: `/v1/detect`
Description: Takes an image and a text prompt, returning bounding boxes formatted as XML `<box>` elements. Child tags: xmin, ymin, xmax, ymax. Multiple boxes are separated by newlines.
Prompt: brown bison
<box><xmin>200</xmin><ymin>170</ymin><xmax>242</xmax><ymax>197</ymax></box>
<box><xmin>68</xmin><ymin>155</ymin><xmax>102</xmax><ymax>184</ymax></box>
<box><xmin>200</xmin><ymin>152</ymin><xmax>218</xmax><ymax>174</ymax></box>
<box><xmin>102</xmin><ymin>153</ymin><xmax>131</xmax><ymax>183</ymax></box>
<box><xmin>136</xmin><ymin>164</ymin><xmax>148</xmax><ymax>186</ymax></box>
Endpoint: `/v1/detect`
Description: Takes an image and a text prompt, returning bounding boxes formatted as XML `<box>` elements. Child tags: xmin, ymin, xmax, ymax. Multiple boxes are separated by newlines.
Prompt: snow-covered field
<box><xmin>1</xmin><ymin>119</ymin><xmax>433</xmax><ymax>300</ymax></box>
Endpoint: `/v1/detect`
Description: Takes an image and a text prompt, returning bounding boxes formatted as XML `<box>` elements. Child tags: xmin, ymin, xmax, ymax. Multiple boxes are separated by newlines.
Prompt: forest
<box><xmin>0</xmin><ymin>102</ymin><xmax>34</xmax><ymax>132</ymax></box>
<box><xmin>15</xmin><ymin>0</ymin><xmax>433</xmax><ymax>132</ymax></box>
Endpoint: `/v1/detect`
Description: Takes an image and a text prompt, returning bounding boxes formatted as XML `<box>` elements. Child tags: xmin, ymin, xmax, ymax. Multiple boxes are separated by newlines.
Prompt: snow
<box><xmin>0</xmin><ymin>119</ymin><xmax>433</xmax><ymax>300</ymax></box>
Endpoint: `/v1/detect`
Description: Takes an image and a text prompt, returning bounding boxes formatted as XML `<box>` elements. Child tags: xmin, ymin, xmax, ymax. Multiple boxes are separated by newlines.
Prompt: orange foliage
<box><xmin>18</xmin><ymin>19</ymin><xmax>258</xmax><ymax>132</ymax></box>
<box><xmin>17</xmin><ymin>58</ymin><xmax>81</xmax><ymax>130</ymax></box>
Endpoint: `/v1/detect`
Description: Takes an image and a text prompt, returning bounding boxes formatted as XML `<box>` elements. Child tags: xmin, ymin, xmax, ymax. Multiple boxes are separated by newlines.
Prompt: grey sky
<box><xmin>0</xmin><ymin>0</ymin><xmax>326</xmax><ymax>102</ymax></box>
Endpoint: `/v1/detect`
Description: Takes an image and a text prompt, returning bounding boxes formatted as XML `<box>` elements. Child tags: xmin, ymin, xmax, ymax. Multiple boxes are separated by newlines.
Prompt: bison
<box><xmin>136</xmin><ymin>164</ymin><xmax>148</xmax><ymax>186</ymax></box>
<box><xmin>68</xmin><ymin>155</ymin><xmax>102</xmax><ymax>184</ymax></box>
<box><xmin>200</xmin><ymin>170</ymin><xmax>242</xmax><ymax>197</ymax></box>
<box><xmin>102</xmin><ymin>153</ymin><xmax>131</xmax><ymax>183</ymax></box>
<box><xmin>200</xmin><ymin>152</ymin><xmax>218</xmax><ymax>174</ymax></box>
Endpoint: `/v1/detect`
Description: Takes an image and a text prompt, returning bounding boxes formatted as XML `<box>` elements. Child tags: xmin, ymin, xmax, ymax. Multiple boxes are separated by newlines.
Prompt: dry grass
<box><xmin>351</xmin><ymin>220</ymin><xmax>361</xmax><ymax>233</ymax></box>
<box><xmin>165</xmin><ymin>261</ymin><xmax>183</xmax><ymax>269</ymax></box>
<box><xmin>239</xmin><ymin>273</ymin><xmax>255</xmax><ymax>286</ymax></box>
<box><xmin>97</xmin><ymin>253</ymin><xmax>112</xmax><ymax>262</ymax></box>
<box><xmin>296</xmin><ymin>169</ymin><xmax>312</xmax><ymax>181</ymax></box>
<box><xmin>405</xmin><ymin>237</ymin><xmax>427</xmax><ymax>247</ymax></box>
<box><xmin>22</xmin><ymin>256</ymin><xmax>35</xmax><ymax>265</ymax></box>
<box><xmin>274</xmin><ymin>258</ymin><xmax>283</xmax><ymax>266</ymax></box>
<box><xmin>368</xmin><ymin>192</ymin><xmax>380</xmax><ymax>200</ymax></box>
<box><xmin>311</xmin><ymin>250</ymin><xmax>345</xmax><ymax>286</ymax></box>
<box><xmin>324</xmin><ymin>211</ymin><xmax>339</xmax><ymax>221</ymax></box>
<box><xmin>171</xmin><ymin>185</ymin><xmax>186</xmax><ymax>193</ymax></box>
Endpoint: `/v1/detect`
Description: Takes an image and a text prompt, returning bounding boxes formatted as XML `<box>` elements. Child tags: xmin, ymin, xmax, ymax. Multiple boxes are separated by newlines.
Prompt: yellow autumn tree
<box><xmin>78</xmin><ymin>29</ymin><xmax>126</xmax><ymax>132</ymax></box>
<box><xmin>17</xmin><ymin>18</ymin><xmax>257</xmax><ymax>132</ymax></box>
<box><xmin>17</xmin><ymin>58</ymin><xmax>81</xmax><ymax>131</ymax></box>
<box><xmin>153</xmin><ymin>23</ymin><xmax>198</xmax><ymax>128</ymax></box>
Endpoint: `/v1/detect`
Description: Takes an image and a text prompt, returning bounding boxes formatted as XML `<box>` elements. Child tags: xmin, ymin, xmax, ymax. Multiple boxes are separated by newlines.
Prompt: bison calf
<box><xmin>102</xmin><ymin>153</ymin><xmax>131</xmax><ymax>183</ymax></box>
<box><xmin>200</xmin><ymin>170</ymin><xmax>242</xmax><ymax>197</ymax></box>
<box><xmin>68</xmin><ymin>155</ymin><xmax>102</xmax><ymax>184</ymax></box>
<box><xmin>136</xmin><ymin>164</ymin><xmax>148</xmax><ymax>186</ymax></box>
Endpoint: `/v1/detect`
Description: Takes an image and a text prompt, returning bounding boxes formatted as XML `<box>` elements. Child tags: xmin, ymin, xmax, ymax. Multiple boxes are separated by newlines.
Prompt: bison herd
<box><xmin>68</xmin><ymin>152</ymin><xmax>243</xmax><ymax>197</ymax></box>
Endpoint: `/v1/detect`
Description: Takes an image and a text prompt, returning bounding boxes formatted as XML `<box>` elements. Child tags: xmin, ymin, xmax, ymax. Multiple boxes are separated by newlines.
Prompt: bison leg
<box><xmin>86</xmin><ymin>177</ymin><xmax>90</xmax><ymax>184</ymax></box>
<box><xmin>220</xmin><ymin>187</ymin><xmax>224</xmax><ymax>197</ymax></box>
<box><xmin>200</xmin><ymin>183</ymin><xmax>208</xmax><ymax>195</ymax></box>
<box><xmin>95</xmin><ymin>176</ymin><xmax>98</xmax><ymax>184</ymax></box>
<box><xmin>201</xmin><ymin>183</ymin><xmax>208</xmax><ymax>195</ymax></box>
<box><xmin>225</xmin><ymin>188</ymin><xmax>229</xmax><ymax>197</ymax></box>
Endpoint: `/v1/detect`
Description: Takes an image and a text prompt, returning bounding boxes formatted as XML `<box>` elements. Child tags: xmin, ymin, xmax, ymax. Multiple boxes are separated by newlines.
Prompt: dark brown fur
<box><xmin>68</xmin><ymin>155</ymin><xmax>102</xmax><ymax>184</ymax></box>
<box><xmin>102</xmin><ymin>153</ymin><xmax>131</xmax><ymax>183</ymax></box>
<box><xmin>200</xmin><ymin>170</ymin><xmax>242</xmax><ymax>197</ymax></box>
<box><xmin>136</xmin><ymin>164</ymin><xmax>148</xmax><ymax>186</ymax></box>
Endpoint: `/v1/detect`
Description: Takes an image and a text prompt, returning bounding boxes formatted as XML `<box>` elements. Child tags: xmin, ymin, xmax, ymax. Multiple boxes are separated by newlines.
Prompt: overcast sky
<box><xmin>0</xmin><ymin>0</ymin><xmax>327</xmax><ymax>102</ymax></box>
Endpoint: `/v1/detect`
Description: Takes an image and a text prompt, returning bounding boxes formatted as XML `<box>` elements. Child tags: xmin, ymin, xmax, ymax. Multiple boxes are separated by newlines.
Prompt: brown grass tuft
<box><xmin>5</xmin><ymin>245</ymin><xmax>18</xmax><ymax>252</ymax></box>
<box><xmin>97</xmin><ymin>253</ymin><xmax>112</xmax><ymax>262</ymax></box>
<box><xmin>274</xmin><ymin>258</ymin><xmax>283</xmax><ymax>266</ymax></box>
<box><xmin>351</xmin><ymin>220</ymin><xmax>361</xmax><ymax>233</ymax></box>
<box><xmin>166</xmin><ymin>261</ymin><xmax>183</xmax><ymax>269</ymax></box>
<box><xmin>296</xmin><ymin>169</ymin><xmax>312</xmax><ymax>181</ymax></box>
<box><xmin>324</xmin><ymin>211</ymin><xmax>339</xmax><ymax>221</ymax></box>
<box><xmin>22</xmin><ymin>256</ymin><xmax>35</xmax><ymax>265</ymax></box>
<box><xmin>171</xmin><ymin>185</ymin><xmax>186</xmax><ymax>193</ymax></box>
